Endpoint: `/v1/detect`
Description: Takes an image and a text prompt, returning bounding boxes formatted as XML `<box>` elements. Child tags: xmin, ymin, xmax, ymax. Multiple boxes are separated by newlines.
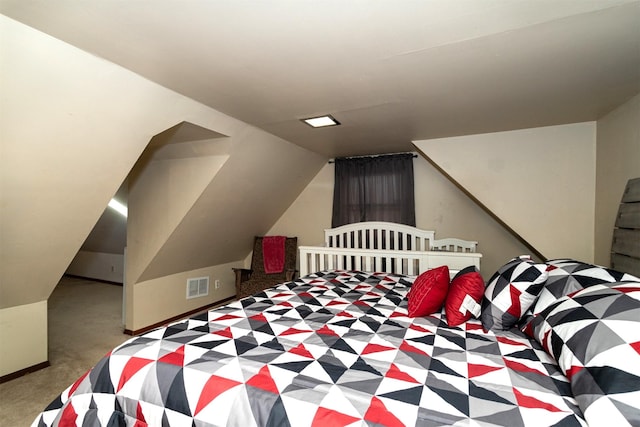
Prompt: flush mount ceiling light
<box><xmin>301</xmin><ymin>115</ymin><xmax>340</xmax><ymax>128</ymax></box>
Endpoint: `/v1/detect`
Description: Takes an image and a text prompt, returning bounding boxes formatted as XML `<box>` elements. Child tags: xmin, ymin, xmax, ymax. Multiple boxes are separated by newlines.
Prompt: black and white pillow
<box><xmin>480</xmin><ymin>256</ymin><xmax>548</xmax><ymax>331</ymax></box>
<box><xmin>523</xmin><ymin>282</ymin><xmax>640</xmax><ymax>426</ymax></box>
<box><xmin>531</xmin><ymin>259</ymin><xmax>640</xmax><ymax>316</ymax></box>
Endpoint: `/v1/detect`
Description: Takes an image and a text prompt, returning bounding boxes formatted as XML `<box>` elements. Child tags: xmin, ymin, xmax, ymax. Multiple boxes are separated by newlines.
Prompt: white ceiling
<box><xmin>2</xmin><ymin>0</ymin><xmax>639</xmax><ymax>158</ymax></box>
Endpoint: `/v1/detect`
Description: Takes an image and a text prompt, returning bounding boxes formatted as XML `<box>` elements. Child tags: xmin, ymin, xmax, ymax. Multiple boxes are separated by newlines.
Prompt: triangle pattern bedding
<box><xmin>33</xmin><ymin>271</ymin><xmax>586</xmax><ymax>426</ymax></box>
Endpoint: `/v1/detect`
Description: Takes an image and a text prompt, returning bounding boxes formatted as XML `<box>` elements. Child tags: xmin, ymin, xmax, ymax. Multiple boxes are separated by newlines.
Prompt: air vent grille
<box><xmin>186</xmin><ymin>277</ymin><xmax>209</xmax><ymax>299</ymax></box>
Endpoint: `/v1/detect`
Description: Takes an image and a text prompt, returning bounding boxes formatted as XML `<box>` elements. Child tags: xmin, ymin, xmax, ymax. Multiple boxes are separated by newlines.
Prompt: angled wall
<box><xmin>413</xmin><ymin>122</ymin><xmax>597</xmax><ymax>262</ymax></box>
<box><xmin>125</xmin><ymin>126</ymin><xmax>326</xmax><ymax>331</ymax></box>
<box><xmin>1</xmin><ymin>15</ymin><xmax>178</xmax><ymax>376</ymax></box>
<box><xmin>0</xmin><ymin>16</ymin><xmax>325</xmax><ymax>376</ymax></box>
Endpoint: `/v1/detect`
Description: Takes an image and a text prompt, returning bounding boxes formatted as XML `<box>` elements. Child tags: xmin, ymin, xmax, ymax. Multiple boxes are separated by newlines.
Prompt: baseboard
<box><xmin>0</xmin><ymin>361</ymin><xmax>50</xmax><ymax>384</ymax></box>
<box><xmin>64</xmin><ymin>274</ymin><xmax>123</xmax><ymax>286</ymax></box>
<box><xmin>124</xmin><ymin>295</ymin><xmax>236</xmax><ymax>336</ymax></box>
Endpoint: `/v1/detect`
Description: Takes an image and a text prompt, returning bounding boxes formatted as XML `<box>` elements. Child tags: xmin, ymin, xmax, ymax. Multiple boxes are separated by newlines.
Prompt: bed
<box><xmin>32</xmin><ymin>220</ymin><xmax>640</xmax><ymax>427</ymax></box>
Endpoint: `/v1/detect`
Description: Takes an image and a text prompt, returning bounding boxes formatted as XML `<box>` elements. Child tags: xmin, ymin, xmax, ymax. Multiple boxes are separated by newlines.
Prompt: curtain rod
<box><xmin>328</xmin><ymin>152</ymin><xmax>417</xmax><ymax>164</ymax></box>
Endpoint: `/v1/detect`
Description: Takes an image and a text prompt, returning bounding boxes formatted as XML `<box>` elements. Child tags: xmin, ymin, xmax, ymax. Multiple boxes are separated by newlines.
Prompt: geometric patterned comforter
<box><xmin>33</xmin><ymin>271</ymin><xmax>587</xmax><ymax>426</ymax></box>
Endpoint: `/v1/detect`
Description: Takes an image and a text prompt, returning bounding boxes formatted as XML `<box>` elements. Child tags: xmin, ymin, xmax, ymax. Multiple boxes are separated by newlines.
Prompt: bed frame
<box><xmin>299</xmin><ymin>221</ymin><xmax>481</xmax><ymax>276</ymax></box>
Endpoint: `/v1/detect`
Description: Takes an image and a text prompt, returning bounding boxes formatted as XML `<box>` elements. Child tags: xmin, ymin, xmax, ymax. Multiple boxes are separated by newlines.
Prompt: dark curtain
<box><xmin>331</xmin><ymin>153</ymin><xmax>415</xmax><ymax>227</ymax></box>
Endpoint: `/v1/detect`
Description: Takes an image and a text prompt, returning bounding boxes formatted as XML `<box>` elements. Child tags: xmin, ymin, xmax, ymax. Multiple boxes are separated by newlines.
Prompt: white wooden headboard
<box><xmin>325</xmin><ymin>221</ymin><xmax>435</xmax><ymax>250</ymax></box>
<box><xmin>324</xmin><ymin>221</ymin><xmax>478</xmax><ymax>252</ymax></box>
<box><xmin>299</xmin><ymin>221</ymin><xmax>481</xmax><ymax>277</ymax></box>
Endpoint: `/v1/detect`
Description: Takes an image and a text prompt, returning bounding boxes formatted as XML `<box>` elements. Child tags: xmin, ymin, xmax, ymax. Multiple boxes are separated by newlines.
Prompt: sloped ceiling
<box><xmin>1</xmin><ymin>0</ymin><xmax>638</xmax><ymax>158</ymax></box>
<box><xmin>79</xmin><ymin>122</ymin><xmax>228</xmax><ymax>256</ymax></box>
<box><xmin>127</xmin><ymin>121</ymin><xmax>326</xmax><ymax>283</ymax></box>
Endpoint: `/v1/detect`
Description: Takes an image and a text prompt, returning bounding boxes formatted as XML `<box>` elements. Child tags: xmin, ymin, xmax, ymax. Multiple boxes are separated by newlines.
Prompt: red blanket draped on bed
<box><xmin>263</xmin><ymin>236</ymin><xmax>286</xmax><ymax>274</ymax></box>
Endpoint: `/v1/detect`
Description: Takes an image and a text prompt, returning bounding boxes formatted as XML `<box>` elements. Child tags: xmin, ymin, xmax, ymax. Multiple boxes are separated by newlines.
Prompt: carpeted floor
<box><xmin>0</xmin><ymin>276</ymin><xmax>128</xmax><ymax>426</ymax></box>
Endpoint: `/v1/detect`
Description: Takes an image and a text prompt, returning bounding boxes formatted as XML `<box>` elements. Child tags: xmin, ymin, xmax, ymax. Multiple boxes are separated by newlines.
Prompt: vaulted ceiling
<box><xmin>2</xmin><ymin>0</ymin><xmax>639</xmax><ymax>158</ymax></box>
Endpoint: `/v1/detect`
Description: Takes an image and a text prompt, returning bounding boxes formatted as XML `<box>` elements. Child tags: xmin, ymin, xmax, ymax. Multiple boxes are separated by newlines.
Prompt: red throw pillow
<box><xmin>445</xmin><ymin>266</ymin><xmax>485</xmax><ymax>326</ymax></box>
<box><xmin>407</xmin><ymin>266</ymin><xmax>450</xmax><ymax>317</ymax></box>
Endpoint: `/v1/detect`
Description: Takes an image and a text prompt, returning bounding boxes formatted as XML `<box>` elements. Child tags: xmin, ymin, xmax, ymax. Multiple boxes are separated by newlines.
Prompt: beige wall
<box><xmin>413</xmin><ymin>154</ymin><xmax>536</xmax><ymax>277</ymax></box>
<box><xmin>595</xmin><ymin>93</ymin><xmax>640</xmax><ymax>266</ymax></box>
<box><xmin>66</xmin><ymin>251</ymin><xmax>125</xmax><ymax>284</ymax></box>
<box><xmin>0</xmin><ymin>302</ymin><xmax>47</xmax><ymax>377</ymax></box>
<box><xmin>268</xmin><ymin>165</ymin><xmax>334</xmax><ymax>248</ymax></box>
<box><xmin>127</xmin><ymin>262</ymin><xmax>238</xmax><ymax>331</ymax></box>
<box><xmin>269</xmin><ymin>157</ymin><xmax>535</xmax><ymax>278</ymax></box>
<box><xmin>126</xmin><ymin>148</ymin><xmax>230</xmax><ymax>286</ymax></box>
<box><xmin>413</xmin><ymin>123</ymin><xmax>597</xmax><ymax>262</ymax></box>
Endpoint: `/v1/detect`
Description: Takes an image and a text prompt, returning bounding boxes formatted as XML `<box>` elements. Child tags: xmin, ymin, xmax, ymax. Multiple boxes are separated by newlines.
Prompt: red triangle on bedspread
<box><xmin>364</xmin><ymin>397</ymin><xmax>405</xmax><ymax>427</ymax></box>
<box><xmin>513</xmin><ymin>388</ymin><xmax>563</xmax><ymax>412</ymax></box>
<box><xmin>195</xmin><ymin>375</ymin><xmax>242</xmax><ymax>415</ymax></box>
<box><xmin>386</xmin><ymin>363</ymin><xmax>419</xmax><ymax>383</ymax></box>
<box><xmin>289</xmin><ymin>343</ymin><xmax>314</xmax><ymax>359</ymax></box>
<box><xmin>135</xmin><ymin>402</ymin><xmax>147</xmax><ymax>427</ymax></box>
<box><xmin>60</xmin><ymin>402</ymin><xmax>78</xmax><ymax>425</ymax></box>
<box><xmin>247</xmin><ymin>365</ymin><xmax>279</xmax><ymax>394</ymax></box>
<box><xmin>118</xmin><ymin>357</ymin><xmax>154</xmax><ymax>391</ymax></box>
<box><xmin>311</xmin><ymin>407</ymin><xmax>359</xmax><ymax>427</ymax></box>
<box><xmin>158</xmin><ymin>345</ymin><xmax>185</xmax><ymax>367</ymax></box>
<box><xmin>400</xmin><ymin>340</ymin><xmax>429</xmax><ymax>356</ymax></box>
<box><xmin>468</xmin><ymin>363</ymin><xmax>502</xmax><ymax>378</ymax></box>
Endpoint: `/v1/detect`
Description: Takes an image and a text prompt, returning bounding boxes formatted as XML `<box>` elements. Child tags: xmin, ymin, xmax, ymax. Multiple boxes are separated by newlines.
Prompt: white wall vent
<box><xmin>186</xmin><ymin>276</ymin><xmax>209</xmax><ymax>299</ymax></box>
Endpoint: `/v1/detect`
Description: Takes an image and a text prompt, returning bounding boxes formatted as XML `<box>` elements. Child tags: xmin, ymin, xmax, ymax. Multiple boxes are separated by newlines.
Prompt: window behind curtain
<box><xmin>331</xmin><ymin>153</ymin><xmax>416</xmax><ymax>228</ymax></box>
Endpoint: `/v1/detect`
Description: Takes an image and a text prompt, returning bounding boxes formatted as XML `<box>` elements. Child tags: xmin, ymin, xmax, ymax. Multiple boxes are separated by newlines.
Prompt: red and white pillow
<box><xmin>407</xmin><ymin>265</ymin><xmax>485</xmax><ymax>326</ymax></box>
<box><xmin>407</xmin><ymin>266</ymin><xmax>450</xmax><ymax>317</ymax></box>
<box><xmin>444</xmin><ymin>266</ymin><xmax>485</xmax><ymax>327</ymax></box>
